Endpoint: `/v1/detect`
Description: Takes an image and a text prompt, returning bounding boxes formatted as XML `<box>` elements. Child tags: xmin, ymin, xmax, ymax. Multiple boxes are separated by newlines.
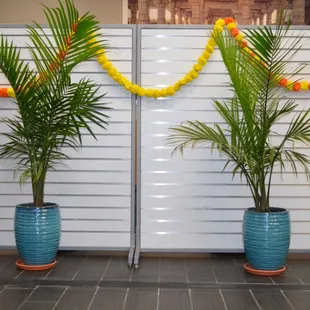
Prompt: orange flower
<box><xmin>72</xmin><ymin>23</ymin><xmax>78</xmax><ymax>32</ymax></box>
<box><xmin>230</xmin><ymin>28</ymin><xmax>240</xmax><ymax>37</ymax></box>
<box><xmin>65</xmin><ymin>37</ymin><xmax>72</xmax><ymax>46</ymax></box>
<box><xmin>293</xmin><ymin>82</ymin><xmax>301</xmax><ymax>92</ymax></box>
<box><xmin>279</xmin><ymin>78</ymin><xmax>288</xmax><ymax>86</ymax></box>
<box><xmin>225</xmin><ymin>17</ymin><xmax>235</xmax><ymax>25</ymax></box>
<box><xmin>238</xmin><ymin>40</ymin><xmax>248</xmax><ymax>49</ymax></box>
<box><xmin>58</xmin><ymin>50</ymin><xmax>66</xmax><ymax>60</ymax></box>
<box><xmin>250</xmin><ymin>52</ymin><xmax>256</xmax><ymax>58</ymax></box>
<box><xmin>0</xmin><ymin>88</ymin><xmax>8</xmax><ymax>97</ymax></box>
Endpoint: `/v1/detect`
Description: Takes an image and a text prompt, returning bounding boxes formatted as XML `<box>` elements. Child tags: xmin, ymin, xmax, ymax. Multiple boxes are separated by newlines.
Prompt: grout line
<box><xmin>280</xmin><ymin>290</ymin><xmax>297</xmax><ymax>310</ymax></box>
<box><xmin>44</xmin><ymin>256</ymin><xmax>63</xmax><ymax>280</ymax></box>
<box><xmin>287</xmin><ymin>264</ymin><xmax>304</xmax><ymax>284</ymax></box>
<box><xmin>87</xmin><ymin>286</ymin><xmax>99</xmax><ymax>310</ymax></box>
<box><xmin>249</xmin><ymin>290</ymin><xmax>263</xmax><ymax>310</ymax></box>
<box><xmin>15</xmin><ymin>270</ymin><xmax>24</xmax><ymax>279</ymax></box>
<box><xmin>16</xmin><ymin>285</ymin><xmax>39</xmax><ymax>310</ymax></box>
<box><xmin>219</xmin><ymin>289</ymin><xmax>228</xmax><ymax>310</ymax></box>
<box><xmin>188</xmin><ymin>289</ymin><xmax>194</xmax><ymax>310</ymax></box>
<box><xmin>51</xmin><ymin>286</ymin><xmax>68</xmax><ymax>310</ymax></box>
<box><xmin>270</xmin><ymin>276</ymin><xmax>276</xmax><ymax>284</ymax></box>
<box><xmin>209</xmin><ymin>257</ymin><xmax>218</xmax><ymax>283</ymax></box>
<box><xmin>122</xmin><ymin>288</ymin><xmax>129</xmax><ymax>310</ymax></box>
<box><xmin>232</xmin><ymin>258</ymin><xmax>246</xmax><ymax>284</ymax></box>
<box><xmin>158</xmin><ymin>257</ymin><xmax>161</xmax><ymax>284</ymax></box>
<box><xmin>72</xmin><ymin>255</ymin><xmax>88</xmax><ymax>280</ymax></box>
<box><xmin>100</xmin><ymin>256</ymin><xmax>112</xmax><ymax>281</ymax></box>
<box><xmin>157</xmin><ymin>288</ymin><xmax>160</xmax><ymax>310</ymax></box>
<box><xmin>0</xmin><ymin>285</ymin><xmax>7</xmax><ymax>295</ymax></box>
<box><xmin>184</xmin><ymin>258</ymin><xmax>190</xmax><ymax>284</ymax></box>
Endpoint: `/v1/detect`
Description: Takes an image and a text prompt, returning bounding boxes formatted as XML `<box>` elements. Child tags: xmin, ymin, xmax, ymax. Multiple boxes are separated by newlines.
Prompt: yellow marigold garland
<box><xmin>1</xmin><ymin>17</ymin><xmax>310</xmax><ymax>99</ymax></box>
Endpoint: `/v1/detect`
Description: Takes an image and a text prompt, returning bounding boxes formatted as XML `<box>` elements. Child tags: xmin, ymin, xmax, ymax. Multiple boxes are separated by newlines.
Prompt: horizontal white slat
<box><xmin>0</xmin><ymin>170</ymin><xmax>130</xmax><ymax>183</ymax></box>
<box><xmin>0</xmin><ymin>28</ymin><xmax>133</xmax><ymax>36</ymax></box>
<box><xmin>0</xmin><ymin>231</ymin><xmax>130</xmax><ymax>249</ymax></box>
<box><xmin>0</xmin><ymin>207</ymin><xmax>129</xmax><ymax>220</ymax></box>
<box><xmin>141</xmin><ymin>234</ymin><xmax>310</xmax><ymax>251</ymax></box>
<box><xmin>140</xmin><ymin>196</ymin><xmax>310</xmax><ymax>210</ymax></box>
<box><xmin>0</xmin><ymin>218</ymin><xmax>130</xmax><ymax>232</ymax></box>
<box><xmin>0</xmin><ymin>183</ymin><xmax>130</xmax><ymax>196</ymax></box>
<box><xmin>4</xmin><ymin>35</ymin><xmax>132</xmax><ymax>48</ymax></box>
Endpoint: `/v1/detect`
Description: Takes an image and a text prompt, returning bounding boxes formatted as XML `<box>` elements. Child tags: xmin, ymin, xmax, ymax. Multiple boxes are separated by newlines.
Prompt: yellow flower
<box><xmin>153</xmin><ymin>89</ymin><xmax>160</xmax><ymax>98</ymax></box>
<box><xmin>205</xmin><ymin>45</ymin><xmax>214</xmax><ymax>53</ymax></box>
<box><xmin>137</xmin><ymin>88</ymin><xmax>146</xmax><ymax>97</ymax></box>
<box><xmin>179</xmin><ymin>79</ymin><xmax>187</xmax><ymax>86</ymax></box>
<box><xmin>166</xmin><ymin>86</ymin><xmax>175</xmax><ymax>96</ymax></box>
<box><xmin>7</xmin><ymin>87</ymin><xmax>15</xmax><ymax>97</ymax></box>
<box><xmin>108</xmin><ymin>67</ymin><xmax>117</xmax><ymax>76</ymax></box>
<box><xmin>287</xmin><ymin>80</ymin><xmax>294</xmax><ymax>90</ymax></box>
<box><xmin>202</xmin><ymin>51</ymin><xmax>211</xmax><ymax>60</ymax></box>
<box><xmin>214</xmin><ymin>25</ymin><xmax>224</xmax><ymax>33</ymax></box>
<box><xmin>98</xmin><ymin>55</ymin><xmax>107</xmax><ymax>65</ymax></box>
<box><xmin>208</xmin><ymin>37</ymin><xmax>217</xmax><ymax>47</ymax></box>
<box><xmin>159</xmin><ymin>89</ymin><xmax>167</xmax><ymax>97</ymax></box>
<box><xmin>184</xmin><ymin>74</ymin><xmax>193</xmax><ymax>83</ymax></box>
<box><xmin>145</xmin><ymin>89</ymin><xmax>154</xmax><ymax>97</ymax></box>
<box><xmin>301</xmin><ymin>81</ymin><xmax>309</xmax><ymax>91</ymax></box>
<box><xmin>118</xmin><ymin>76</ymin><xmax>126</xmax><ymax>86</ymax></box>
<box><xmin>235</xmin><ymin>34</ymin><xmax>244</xmax><ymax>42</ymax></box>
<box><xmin>124</xmin><ymin>81</ymin><xmax>132</xmax><ymax>90</ymax></box>
<box><xmin>194</xmin><ymin>64</ymin><xmax>203</xmax><ymax>72</ymax></box>
<box><xmin>173</xmin><ymin>82</ymin><xmax>182</xmax><ymax>91</ymax></box>
<box><xmin>190</xmin><ymin>70</ymin><xmax>199</xmax><ymax>79</ymax></box>
<box><xmin>130</xmin><ymin>84</ymin><xmax>140</xmax><ymax>94</ymax></box>
<box><xmin>227</xmin><ymin>22</ymin><xmax>237</xmax><ymax>31</ymax></box>
<box><xmin>215</xmin><ymin>19</ymin><xmax>225</xmax><ymax>26</ymax></box>
<box><xmin>243</xmin><ymin>47</ymin><xmax>250</xmax><ymax>54</ymax></box>
<box><xmin>103</xmin><ymin>61</ymin><xmax>112</xmax><ymax>70</ymax></box>
<box><xmin>198</xmin><ymin>56</ymin><xmax>207</xmax><ymax>66</ymax></box>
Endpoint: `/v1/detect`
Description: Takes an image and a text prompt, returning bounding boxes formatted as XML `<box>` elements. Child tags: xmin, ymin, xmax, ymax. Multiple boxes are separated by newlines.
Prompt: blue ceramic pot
<box><xmin>243</xmin><ymin>207</ymin><xmax>290</xmax><ymax>270</ymax></box>
<box><xmin>14</xmin><ymin>203</ymin><xmax>61</xmax><ymax>265</ymax></box>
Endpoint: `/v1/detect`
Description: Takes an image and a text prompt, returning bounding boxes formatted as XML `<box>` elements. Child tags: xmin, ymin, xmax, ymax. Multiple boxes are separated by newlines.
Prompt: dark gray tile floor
<box><xmin>0</xmin><ymin>253</ymin><xmax>309</xmax><ymax>309</ymax></box>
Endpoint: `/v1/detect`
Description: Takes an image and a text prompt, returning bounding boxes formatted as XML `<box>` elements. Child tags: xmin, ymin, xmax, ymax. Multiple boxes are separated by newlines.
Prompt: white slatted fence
<box><xmin>139</xmin><ymin>26</ymin><xmax>310</xmax><ymax>252</ymax></box>
<box><xmin>0</xmin><ymin>26</ymin><xmax>134</xmax><ymax>250</ymax></box>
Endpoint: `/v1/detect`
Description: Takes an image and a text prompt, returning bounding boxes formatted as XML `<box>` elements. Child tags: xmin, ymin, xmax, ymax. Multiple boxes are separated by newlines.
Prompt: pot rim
<box><xmin>16</xmin><ymin>202</ymin><xmax>59</xmax><ymax>209</ymax></box>
<box><xmin>245</xmin><ymin>207</ymin><xmax>288</xmax><ymax>214</ymax></box>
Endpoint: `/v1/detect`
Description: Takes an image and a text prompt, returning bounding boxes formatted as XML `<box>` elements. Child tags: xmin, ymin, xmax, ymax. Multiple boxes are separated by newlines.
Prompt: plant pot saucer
<box><xmin>244</xmin><ymin>263</ymin><xmax>286</xmax><ymax>276</ymax></box>
<box><xmin>16</xmin><ymin>259</ymin><xmax>57</xmax><ymax>271</ymax></box>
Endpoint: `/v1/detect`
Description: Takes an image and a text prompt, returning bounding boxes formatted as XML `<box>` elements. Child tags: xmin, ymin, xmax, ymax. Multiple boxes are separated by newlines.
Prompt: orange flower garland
<box><xmin>0</xmin><ymin>17</ymin><xmax>309</xmax><ymax>99</ymax></box>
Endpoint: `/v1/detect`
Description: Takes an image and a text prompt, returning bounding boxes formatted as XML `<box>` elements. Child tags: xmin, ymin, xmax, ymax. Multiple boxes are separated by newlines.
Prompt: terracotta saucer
<box><xmin>16</xmin><ymin>259</ymin><xmax>57</xmax><ymax>271</ymax></box>
<box><xmin>244</xmin><ymin>263</ymin><xmax>286</xmax><ymax>276</ymax></box>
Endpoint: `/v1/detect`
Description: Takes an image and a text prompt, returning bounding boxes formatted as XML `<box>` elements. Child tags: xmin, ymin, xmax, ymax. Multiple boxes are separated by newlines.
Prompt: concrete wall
<box><xmin>0</xmin><ymin>0</ymin><xmax>123</xmax><ymax>24</ymax></box>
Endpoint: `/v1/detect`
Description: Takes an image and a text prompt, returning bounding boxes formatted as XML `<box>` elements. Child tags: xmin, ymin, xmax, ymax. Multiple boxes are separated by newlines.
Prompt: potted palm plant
<box><xmin>168</xmin><ymin>18</ymin><xmax>310</xmax><ymax>274</ymax></box>
<box><xmin>0</xmin><ymin>0</ymin><xmax>109</xmax><ymax>269</ymax></box>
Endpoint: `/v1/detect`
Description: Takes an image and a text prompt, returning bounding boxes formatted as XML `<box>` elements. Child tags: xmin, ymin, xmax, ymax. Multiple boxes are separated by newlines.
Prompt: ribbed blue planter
<box><xmin>243</xmin><ymin>207</ymin><xmax>290</xmax><ymax>270</ymax></box>
<box><xmin>14</xmin><ymin>203</ymin><xmax>61</xmax><ymax>265</ymax></box>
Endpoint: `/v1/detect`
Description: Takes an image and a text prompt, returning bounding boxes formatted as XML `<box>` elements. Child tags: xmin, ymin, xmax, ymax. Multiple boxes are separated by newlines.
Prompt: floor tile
<box><xmin>89</xmin><ymin>288</ymin><xmax>127</xmax><ymax>310</ymax></box>
<box><xmin>131</xmin><ymin>258</ymin><xmax>159</xmax><ymax>283</ymax></box>
<box><xmin>124</xmin><ymin>288</ymin><xmax>158</xmax><ymax>310</ymax></box>
<box><xmin>159</xmin><ymin>289</ymin><xmax>191</xmax><ymax>310</ymax></box>
<box><xmin>0</xmin><ymin>257</ymin><xmax>23</xmax><ymax>279</ymax></box>
<box><xmin>287</xmin><ymin>261</ymin><xmax>310</xmax><ymax>283</ymax></box>
<box><xmin>221</xmin><ymin>290</ymin><xmax>260</xmax><ymax>310</ymax></box>
<box><xmin>159</xmin><ymin>258</ymin><xmax>187</xmax><ymax>283</ymax></box>
<box><xmin>252</xmin><ymin>290</ymin><xmax>294</xmax><ymax>310</ymax></box>
<box><xmin>272</xmin><ymin>267</ymin><xmax>301</xmax><ymax>284</ymax></box>
<box><xmin>103</xmin><ymin>257</ymin><xmax>132</xmax><ymax>281</ymax></box>
<box><xmin>282</xmin><ymin>290</ymin><xmax>310</xmax><ymax>310</ymax></box>
<box><xmin>186</xmin><ymin>259</ymin><xmax>215</xmax><ymax>283</ymax></box>
<box><xmin>190</xmin><ymin>289</ymin><xmax>226</xmax><ymax>310</ymax></box>
<box><xmin>74</xmin><ymin>256</ymin><xmax>110</xmax><ymax>280</ymax></box>
<box><xmin>54</xmin><ymin>287</ymin><xmax>96</xmax><ymax>310</ymax></box>
<box><xmin>18</xmin><ymin>270</ymin><xmax>51</xmax><ymax>280</ymax></box>
<box><xmin>47</xmin><ymin>256</ymin><xmax>86</xmax><ymax>279</ymax></box>
<box><xmin>0</xmin><ymin>288</ymin><xmax>32</xmax><ymax>310</ymax></box>
<box><xmin>210</xmin><ymin>257</ymin><xmax>244</xmax><ymax>283</ymax></box>
<box><xmin>19</xmin><ymin>301</ymin><xmax>55</xmax><ymax>310</ymax></box>
<box><xmin>28</xmin><ymin>286</ymin><xmax>66</xmax><ymax>302</ymax></box>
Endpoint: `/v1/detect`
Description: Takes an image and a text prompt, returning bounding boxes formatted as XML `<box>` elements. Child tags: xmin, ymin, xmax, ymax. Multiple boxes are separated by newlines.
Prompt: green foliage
<box><xmin>0</xmin><ymin>0</ymin><xmax>110</xmax><ymax>207</ymax></box>
<box><xmin>168</xmin><ymin>18</ymin><xmax>310</xmax><ymax>212</ymax></box>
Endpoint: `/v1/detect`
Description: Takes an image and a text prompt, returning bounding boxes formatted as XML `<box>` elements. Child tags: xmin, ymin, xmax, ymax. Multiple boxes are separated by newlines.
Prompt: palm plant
<box><xmin>0</xmin><ymin>0</ymin><xmax>109</xmax><ymax>207</ymax></box>
<box><xmin>168</xmin><ymin>19</ymin><xmax>310</xmax><ymax>213</ymax></box>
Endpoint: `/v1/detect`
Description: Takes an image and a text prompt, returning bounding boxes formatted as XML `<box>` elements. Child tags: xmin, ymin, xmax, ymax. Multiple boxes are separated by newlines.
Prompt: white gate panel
<box><xmin>0</xmin><ymin>26</ymin><xmax>134</xmax><ymax>250</ymax></box>
<box><xmin>140</xmin><ymin>26</ymin><xmax>310</xmax><ymax>252</ymax></box>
